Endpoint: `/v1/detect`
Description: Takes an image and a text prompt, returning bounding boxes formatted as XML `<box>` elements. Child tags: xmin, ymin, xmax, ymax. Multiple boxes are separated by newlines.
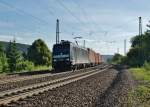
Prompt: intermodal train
<box><xmin>52</xmin><ymin>40</ymin><xmax>102</xmax><ymax>70</ymax></box>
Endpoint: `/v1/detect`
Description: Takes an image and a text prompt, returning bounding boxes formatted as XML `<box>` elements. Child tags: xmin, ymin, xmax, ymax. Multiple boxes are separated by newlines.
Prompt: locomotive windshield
<box><xmin>53</xmin><ymin>44</ymin><xmax>70</xmax><ymax>58</ymax></box>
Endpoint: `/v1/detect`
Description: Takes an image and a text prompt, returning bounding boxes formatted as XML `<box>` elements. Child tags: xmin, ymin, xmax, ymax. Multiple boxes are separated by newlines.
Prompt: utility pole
<box><xmin>139</xmin><ymin>17</ymin><xmax>144</xmax><ymax>64</ymax></box>
<box><xmin>124</xmin><ymin>39</ymin><xmax>126</xmax><ymax>56</ymax></box>
<box><xmin>56</xmin><ymin>19</ymin><xmax>59</xmax><ymax>44</ymax></box>
<box><xmin>117</xmin><ymin>48</ymin><xmax>119</xmax><ymax>54</ymax></box>
<box><xmin>83</xmin><ymin>40</ymin><xmax>85</xmax><ymax>48</ymax></box>
<box><xmin>139</xmin><ymin>17</ymin><xmax>142</xmax><ymax>36</ymax></box>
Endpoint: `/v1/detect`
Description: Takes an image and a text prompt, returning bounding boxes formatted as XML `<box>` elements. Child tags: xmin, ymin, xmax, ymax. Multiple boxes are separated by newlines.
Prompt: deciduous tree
<box><xmin>27</xmin><ymin>39</ymin><xmax>51</xmax><ymax>66</ymax></box>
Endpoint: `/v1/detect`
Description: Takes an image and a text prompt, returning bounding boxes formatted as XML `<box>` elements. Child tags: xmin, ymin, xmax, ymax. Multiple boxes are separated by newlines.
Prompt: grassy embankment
<box><xmin>0</xmin><ymin>65</ymin><xmax>52</xmax><ymax>74</ymax></box>
<box><xmin>129</xmin><ymin>63</ymin><xmax>150</xmax><ymax>107</ymax></box>
<box><xmin>22</xmin><ymin>65</ymin><xmax>52</xmax><ymax>72</ymax></box>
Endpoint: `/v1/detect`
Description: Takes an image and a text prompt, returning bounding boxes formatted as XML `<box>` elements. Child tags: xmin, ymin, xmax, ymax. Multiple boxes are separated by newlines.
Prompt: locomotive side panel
<box><xmin>71</xmin><ymin>45</ymin><xmax>89</xmax><ymax>66</ymax></box>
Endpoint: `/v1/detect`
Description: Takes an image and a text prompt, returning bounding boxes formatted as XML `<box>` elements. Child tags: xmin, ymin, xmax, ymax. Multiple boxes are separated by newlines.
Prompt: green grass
<box><xmin>130</xmin><ymin>68</ymin><xmax>150</xmax><ymax>82</ymax></box>
<box><xmin>0</xmin><ymin>65</ymin><xmax>52</xmax><ymax>75</ymax></box>
<box><xmin>31</xmin><ymin>65</ymin><xmax>52</xmax><ymax>71</ymax></box>
<box><xmin>17</xmin><ymin>65</ymin><xmax>52</xmax><ymax>73</ymax></box>
<box><xmin>129</xmin><ymin>68</ymin><xmax>150</xmax><ymax>107</ymax></box>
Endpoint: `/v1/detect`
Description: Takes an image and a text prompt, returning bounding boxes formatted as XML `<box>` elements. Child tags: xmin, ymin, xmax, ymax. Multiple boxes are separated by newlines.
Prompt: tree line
<box><xmin>0</xmin><ymin>39</ymin><xmax>51</xmax><ymax>73</ymax></box>
<box><xmin>110</xmin><ymin>21</ymin><xmax>150</xmax><ymax>67</ymax></box>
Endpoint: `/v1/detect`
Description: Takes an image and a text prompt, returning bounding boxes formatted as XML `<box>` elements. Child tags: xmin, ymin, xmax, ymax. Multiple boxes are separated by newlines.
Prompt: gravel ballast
<box><xmin>6</xmin><ymin>67</ymin><xmax>133</xmax><ymax>107</ymax></box>
<box><xmin>0</xmin><ymin>68</ymin><xmax>90</xmax><ymax>92</ymax></box>
<box><xmin>95</xmin><ymin>69</ymin><xmax>134</xmax><ymax>107</ymax></box>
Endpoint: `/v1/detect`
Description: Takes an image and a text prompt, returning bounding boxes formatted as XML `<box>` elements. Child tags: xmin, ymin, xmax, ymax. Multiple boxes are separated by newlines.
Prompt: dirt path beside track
<box><xmin>95</xmin><ymin>69</ymin><xmax>134</xmax><ymax>107</ymax></box>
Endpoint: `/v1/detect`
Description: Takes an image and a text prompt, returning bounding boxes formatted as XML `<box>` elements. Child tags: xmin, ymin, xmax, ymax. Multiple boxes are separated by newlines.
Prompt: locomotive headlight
<box><xmin>53</xmin><ymin>59</ymin><xmax>57</xmax><ymax>62</ymax></box>
<box><xmin>66</xmin><ymin>58</ymin><xmax>69</xmax><ymax>61</ymax></box>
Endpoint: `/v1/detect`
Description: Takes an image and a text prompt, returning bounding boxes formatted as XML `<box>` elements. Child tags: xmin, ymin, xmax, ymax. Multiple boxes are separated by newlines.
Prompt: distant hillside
<box><xmin>0</xmin><ymin>41</ymin><xmax>30</xmax><ymax>53</ymax></box>
<box><xmin>101</xmin><ymin>55</ymin><xmax>114</xmax><ymax>63</ymax></box>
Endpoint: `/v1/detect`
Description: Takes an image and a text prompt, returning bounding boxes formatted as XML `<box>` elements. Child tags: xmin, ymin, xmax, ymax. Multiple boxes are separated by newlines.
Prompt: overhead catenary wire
<box><xmin>44</xmin><ymin>1</ymin><xmax>79</xmax><ymax>34</ymax></box>
<box><xmin>56</xmin><ymin>1</ymin><xmax>138</xmax><ymax>55</ymax></box>
<box><xmin>0</xmin><ymin>0</ymin><xmax>91</xmax><ymax>37</ymax></box>
<box><xmin>108</xmin><ymin>18</ymin><xmax>137</xmax><ymax>33</ymax></box>
<box><xmin>0</xmin><ymin>0</ymin><xmax>52</xmax><ymax>37</ymax></box>
<box><xmin>71</xmin><ymin>0</ymin><xmax>106</xmax><ymax>34</ymax></box>
<box><xmin>56</xmin><ymin>0</ymin><xmax>92</xmax><ymax>33</ymax></box>
<box><xmin>0</xmin><ymin>0</ymin><xmax>50</xmax><ymax>25</ymax></box>
<box><xmin>0</xmin><ymin>0</ymin><xmax>138</xmax><ymax>54</ymax></box>
<box><xmin>32</xmin><ymin>0</ymin><xmax>79</xmax><ymax>36</ymax></box>
<box><xmin>36</xmin><ymin>0</ymin><xmax>92</xmax><ymax>40</ymax></box>
<box><xmin>0</xmin><ymin>0</ymin><xmax>104</xmax><ymax>38</ymax></box>
<box><xmin>70</xmin><ymin>0</ymin><xmax>95</xmax><ymax>32</ymax></box>
<box><xmin>71</xmin><ymin>0</ymin><xmax>135</xmax><ymax>42</ymax></box>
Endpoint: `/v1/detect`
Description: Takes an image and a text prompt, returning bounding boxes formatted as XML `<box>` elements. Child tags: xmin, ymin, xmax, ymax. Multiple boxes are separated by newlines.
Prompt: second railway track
<box><xmin>0</xmin><ymin>64</ymin><xmax>106</xmax><ymax>92</ymax></box>
<box><xmin>0</xmin><ymin>65</ymin><xmax>110</xmax><ymax>106</ymax></box>
<box><xmin>0</xmin><ymin>63</ymin><xmax>106</xmax><ymax>85</ymax></box>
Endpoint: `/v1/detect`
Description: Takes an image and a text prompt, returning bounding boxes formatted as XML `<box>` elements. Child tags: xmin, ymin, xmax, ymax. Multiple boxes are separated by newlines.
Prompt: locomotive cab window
<box><xmin>52</xmin><ymin>44</ymin><xmax>70</xmax><ymax>60</ymax></box>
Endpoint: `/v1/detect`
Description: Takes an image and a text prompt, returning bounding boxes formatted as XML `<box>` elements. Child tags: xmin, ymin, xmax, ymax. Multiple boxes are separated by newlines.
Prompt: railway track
<box><xmin>0</xmin><ymin>65</ymin><xmax>110</xmax><ymax>106</ymax></box>
<box><xmin>0</xmin><ymin>64</ymin><xmax>107</xmax><ymax>92</ymax></box>
<box><xmin>0</xmin><ymin>69</ymin><xmax>51</xmax><ymax>81</ymax></box>
<box><xmin>0</xmin><ymin>64</ymin><xmax>105</xmax><ymax>85</ymax></box>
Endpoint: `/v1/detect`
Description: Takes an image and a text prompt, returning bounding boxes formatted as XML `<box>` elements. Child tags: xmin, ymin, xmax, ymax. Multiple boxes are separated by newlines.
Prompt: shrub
<box><xmin>0</xmin><ymin>55</ymin><xmax>9</xmax><ymax>73</ymax></box>
<box><xmin>17</xmin><ymin>60</ymin><xmax>34</xmax><ymax>72</ymax></box>
<box><xmin>143</xmin><ymin>61</ymin><xmax>150</xmax><ymax>71</ymax></box>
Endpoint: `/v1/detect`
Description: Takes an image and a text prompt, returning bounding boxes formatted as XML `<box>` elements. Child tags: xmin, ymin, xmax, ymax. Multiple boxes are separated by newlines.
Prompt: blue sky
<box><xmin>0</xmin><ymin>0</ymin><xmax>150</xmax><ymax>55</ymax></box>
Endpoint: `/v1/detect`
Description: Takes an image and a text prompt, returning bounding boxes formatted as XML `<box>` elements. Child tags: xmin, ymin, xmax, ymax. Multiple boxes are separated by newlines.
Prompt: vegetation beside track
<box><xmin>129</xmin><ymin>64</ymin><xmax>150</xmax><ymax>107</ymax></box>
<box><xmin>108</xmin><ymin>21</ymin><xmax>150</xmax><ymax>106</ymax></box>
<box><xmin>109</xmin><ymin>21</ymin><xmax>150</xmax><ymax>67</ymax></box>
<box><xmin>0</xmin><ymin>39</ymin><xmax>51</xmax><ymax>73</ymax></box>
